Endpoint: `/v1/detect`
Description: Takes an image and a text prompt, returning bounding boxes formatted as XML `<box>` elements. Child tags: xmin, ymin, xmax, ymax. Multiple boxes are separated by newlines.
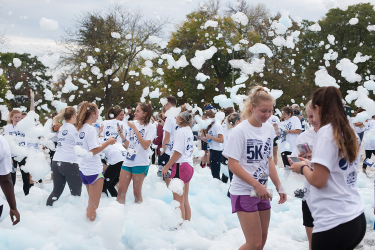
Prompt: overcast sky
<box><xmin>0</xmin><ymin>0</ymin><xmax>373</xmax><ymax>57</ymax></box>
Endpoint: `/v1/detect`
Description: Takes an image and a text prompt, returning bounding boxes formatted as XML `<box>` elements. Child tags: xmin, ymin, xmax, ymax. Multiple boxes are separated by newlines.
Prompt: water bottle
<box><xmin>207</xmin><ymin>139</ymin><xmax>212</xmax><ymax>143</ymax></box>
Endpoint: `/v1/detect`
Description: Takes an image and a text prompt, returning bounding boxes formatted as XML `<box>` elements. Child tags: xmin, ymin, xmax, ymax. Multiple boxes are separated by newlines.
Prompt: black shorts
<box><xmin>158</xmin><ymin>153</ymin><xmax>170</xmax><ymax>167</ymax></box>
<box><xmin>273</xmin><ymin>137</ymin><xmax>278</xmax><ymax>147</ymax></box>
<box><xmin>201</xmin><ymin>140</ymin><xmax>208</xmax><ymax>151</ymax></box>
<box><xmin>302</xmin><ymin>200</ymin><xmax>314</xmax><ymax>227</ymax></box>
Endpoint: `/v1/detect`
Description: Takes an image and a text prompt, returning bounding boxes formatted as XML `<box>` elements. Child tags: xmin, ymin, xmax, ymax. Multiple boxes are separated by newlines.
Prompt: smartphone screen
<box><xmin>288</xmin><ymin>156</ymin><xmax>301</xmax><ymax>163</ymax></box>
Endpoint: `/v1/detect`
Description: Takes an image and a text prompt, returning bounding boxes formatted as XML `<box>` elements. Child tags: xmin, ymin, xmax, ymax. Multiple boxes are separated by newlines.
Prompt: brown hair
<box><xmin>224</xmin><ymin>107</ymin><xmax>235</xmax><ymax>116</ymax></box>
<box><xmin>166</xmin><ymin>96</ymin><xmax>177</xmax><ymax>107</ymax></box>
<box><xmin>53</xmin><ymin>107</ymin><xmax>76</xmax><ymax>124</ymax></box>
<box><xmin>226</xmin><ymin>112</ymin><xmax>240</xmax><ymax>130</ymax></box>
<box><xmin>178</xmin><ymin>104</ymin><xmax>193</xmax><ymax>127</ymax></box>
<box><xmin>353</xmin><ymin>108</ymin><xmax>365</xmax><ymax>117</ymax></box>
<box><xmin>242</xmin><ymin>86</ymin><xmax>275</xmax><ymax>120</ymax></box>
<box><xmin>75</xmin><ymin>101</ymin><xmax>98</xmax><ymax>130</ymax></box>
<box><xmin>137</xmin><ymin>103</ymin><xmax>152</xmax><ymax>125</ymax></box>
<box><xmin>7</xmin><ymin>110</ymin><xmax>21</xmax><ymax>124</ymax></box>
<box><xmin>106</xmin><ymin>105</ymin><xmax>123</xmax><ymax>120</ymax></box>
<box><xmin>312</xmin><ymin>86</ymin><xmax>359</xmax><ymax>163</ymax></box>
<box><xmin>281</xmin><ymin>106</ymin><xmax>293</xmax><ymax>116</ymax></box>
<box><xmin>203</xmin><ymin>109</ymin><xmax>215</xmax><ymax>133</ymax></box>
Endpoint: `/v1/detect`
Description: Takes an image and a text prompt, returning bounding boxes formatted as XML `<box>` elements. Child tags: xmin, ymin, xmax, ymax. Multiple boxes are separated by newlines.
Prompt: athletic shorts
<box><xmin>80</xmin><ymin>171</ymin><xmax>104</xmax><ymax>185</ymax></box>
<box><xmin>121</xmin><ymin>165</ymin><xmax>149</xmax><ymax>176</ymax></box>
<box><xmin>230</xmin><ymin>194</ymin><xmax>271</xmax><ymax>213</ymax></box>
<box><xmin>158</xmin><ymin>153</ymin><xmax>170</xmax><ymax>167</ymax></box>
<box><xmin>273</xmin><ymin>137</ymin><xmax>278</xmax><ymax>147</ymax></box>
<box><xmin>201</xmin><ymin>140</ymin><xmax>208</xmax><ymax>151</ymax></box>
<box><xmin>302</xmin><ymin>200</ymin><xmax>314</xmax><ymax>227</ymax></box>
<box><xmin>171</xmin><ymin>162</ymin><xmax>194</xmax><ymax>184</ymax></box>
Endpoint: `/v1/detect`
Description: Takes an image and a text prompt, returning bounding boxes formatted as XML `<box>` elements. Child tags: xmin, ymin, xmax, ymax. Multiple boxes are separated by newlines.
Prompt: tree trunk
<box><xmin>214</xmin><ymin>64</ymin><xmax>225</xmax><ymax>94</ymax></box>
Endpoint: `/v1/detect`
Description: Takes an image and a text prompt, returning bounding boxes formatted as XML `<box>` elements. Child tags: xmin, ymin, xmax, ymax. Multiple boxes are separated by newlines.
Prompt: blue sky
<box><xmin>0</xmin><ymin>0</ymin><xmax>373</xmax><ymax>56</ymax></box>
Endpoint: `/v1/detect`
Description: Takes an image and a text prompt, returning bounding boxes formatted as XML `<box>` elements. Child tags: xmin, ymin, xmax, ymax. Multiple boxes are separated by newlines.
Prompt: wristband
<box><xmin>300</xmin><ymin>164</ymin><xmax>309</xmax><ymax>175</ymax></box>
<box><xmin>122</xmin><ymin>139</ymin><xmax>127</xmax><ymax>143</ymax></box>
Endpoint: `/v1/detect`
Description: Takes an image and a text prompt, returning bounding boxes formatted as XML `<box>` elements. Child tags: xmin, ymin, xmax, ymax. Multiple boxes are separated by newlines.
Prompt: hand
<box><xmin>288</xmin><ymin>159</ymin><xmax>309</xmax><ymax>174</ymax></box>
<box><xmin>254</xmin><ymin>183</ymin><xmax>272</xmax><ymax>201</ymax></box>
<box><xmin>10</xmin><ymin>209</ymin><xmax>20</xmax><ymax>225</ymax></box>
<box><xmin>98</xmin><ymin>124</ymin><xmax>104</xmax><ymax>135</ymax></box>
<box><xmin>107</xmin><ymin>137</ymin><xmax>117</xmax><ymax>145</ymax></box>
<box><xmin>161</xmin><ymin>166</ymin><xmax>169</xmax><ymax>177</ymax></box>
<box><xmin>285</xmin><ymin>130</ymin><xmax>289</xmax><ymax>135</ymax></box>
<box><xmin>159</xmin><ymin>120</ymin><xmax>165</xmax><ymax>126</ymax></box>
<box><xmin>206</xmin><ymin>134</ymin><xmax>212</xmax><ymax>140</ymax></box>
<box><xmin>30</xmin><ymin>89</ymin><xmax>34</xmax><ymax>100</ymax></box>
<box><xmin>127</xmin><ymin>121</ymin><xmax>137</xmax><ymax>131</ymax></box>
<box><xmin>117</xmin><ymin>124</ymin><xmax>123</xmax><ymax>134</ymax></box>
<box><xmin>278</xmin><ymin>192</ymin><xmax>287</xmax><ymax>204</ymax></box>
<box><xmin>298</xmin><ymin>152</ymin><xmax>312</xmax><ymax>160</ymax></box>
<box><xmin>272</xmin><ymin>123</ymin><xmax>278</xmax><ymax>130</ymax></box>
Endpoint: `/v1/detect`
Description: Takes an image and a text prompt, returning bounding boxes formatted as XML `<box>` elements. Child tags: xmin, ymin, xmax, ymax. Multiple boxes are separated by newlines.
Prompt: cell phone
<box><xmin>287</xmin><ymin>156</ymin><xmax>301</xmax><ymax>163</ymax></box>
<box><xmin>297</xmin><ymin>143</ymin><xmax>311</xmax><ymax>154</ymax></box>
<box><xmin>114</xmin><ymin>134</ymin><xmax>119</xmax><ymax>139</ymax></box>
<box><xmin>155</xmin><ymin>114</ymin><xmax>159</xmax><ymax>120</ymax></box>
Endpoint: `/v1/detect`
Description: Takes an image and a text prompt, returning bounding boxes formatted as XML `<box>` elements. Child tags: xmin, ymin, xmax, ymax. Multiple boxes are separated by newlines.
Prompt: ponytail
<box><xmin>53</xmin><ymin>107</ymin><xmax>76</xmax><ymax>124</ymax></box>
<box><xmin>75</xmin><ymin>101</ymin><xmax>98</xmax><ymax>130</ymax></box>
<box><xmin>106</xmin><ymin>105</ymin><xmax>123</xmax><ymax>120</ymax></box>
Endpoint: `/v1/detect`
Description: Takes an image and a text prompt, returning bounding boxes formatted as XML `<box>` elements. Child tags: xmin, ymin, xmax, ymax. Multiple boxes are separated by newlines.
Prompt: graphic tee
<box><xmin>75</xmin><ymin>123</ymin><xmax>103</xmax><ymax>176</ymax></box>
<box><xmin>3</xmin><ymin>124</ymin><xmax>26</xmax><ymax>157</ymax></box>
<box><xmin>172</xmin><ymin>126</ymin><xmax>194</xmax><ymax>166</ymax></box>
<box><xmin>163</xmin><ymin>117</ymin><xmax>178</xmax><ymax>156</ymax></box>
<box><xmin>0</xmin><ymin>136</ymin><xmax>12</xmax><ymax>206</ymax></box>
<box><xmin>208</xmin><ymin>122</ymin><xmax>224</xmax><ymax>151</ymax></box>
<box><xmin>223</xmin><ymin>120</ymin><xmax>275</xmax><ymax>195</ymax></box>
<box><xmin>309</xmin><ymin>124</ymin><xmax>365</xmax><ymax>233</ymax></box>
<box><xmin>280</xmin><ymin>116</ymin><xmax>302</xmax><ymax>153</ymax></box>
<box><xmin>363</xmin><ymin>119</ymin><xmax>375</xmax><ymax>150</ymax></box>
<box><xmin>100</xmin><ymin>119</ymin><xmax>128</xmax><ymax>144</ymax></box>
<box><xmin>53</xmin><ymin>123</ymin><xmax>78</xmax><ymax>163</ymax></box>
<box><xmin>267</xmin><ymin>115</ymin><xmax>281</xmax><ymax>128</ymax></box>
<box><xmin>123</xmin><ymin>121</ymin><xmax>156</xmax><ymax>167</ymax></box>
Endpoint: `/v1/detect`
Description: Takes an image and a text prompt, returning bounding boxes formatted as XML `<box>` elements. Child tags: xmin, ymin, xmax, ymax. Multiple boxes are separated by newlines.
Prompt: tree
<box><xmin>58</xmin><ymin>4</ymin><xmax>169</xmax><ymax>110</ymax></box>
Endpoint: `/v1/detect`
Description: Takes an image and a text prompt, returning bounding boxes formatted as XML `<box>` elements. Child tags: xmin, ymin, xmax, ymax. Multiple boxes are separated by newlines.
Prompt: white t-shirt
<box><xmin>3</xmin><ymin>124</ymin><xmax>26</xmax><ymax>157</ymax></box>
<box><xmin>100</xmin><ymin>119</ymin><xmax>128</xmax><ymax>144</ymax></box>
<box><xmin>363</xmin><ymin>119</ymin><xmax>375</xmax><ymax>150</ymax></box>
<box><xmin>0</xmin><ymin>136</ymin><xmax>12</xmax><ymax>206</ymax></box>
<box><xmin>123</xmin><ymin>121</ymin><xmax>156</xmax><ymax>167</ymax></box>
<box><xmin>280</xmin><ymin>116</ymin><xmax>302</xmax><ymax>153</ymax></box>
<box><xmin>172</xmin><ymin>126</ymin><xmax>194</xmax><ymax>166</ymax></box>
<box><xmin>223</xmin><ymin>120</ymin><xmax>275</xmax><ymax>195</ymax></box>
<box><xmin>350</xmin><ymin>117</ymin><xmax>365</xmax><ymax>134</ymax></box>
<box><xmin>163</xmin><ymin>117</ymin><xmax>178</xmax><ymax>156</ymax></box>
<box><xmin>291</xmin><ymin>127</ymin><xmax>317</xmax><ymax>201</ymax></box>
<box><xmin>221</xmin><ymin>120</ymin><xmax>228</xmax><ymax>149</ymax></box>
<box><xmin>208</xmin><ymin>122</ymin><xmax>224</xmax><ymax>151</ymax></box>
<box><xmin>75</xmin><ymin>123</ymin><xmax>103</xmax><ymax>176</ymax></box>
<box><xmin>101</xmin><ymin>143</ymin><xmax>125</xmax><ymax>166</ymax></box>
<box><xmin>309</xmin><ymin>124</ymin><xmax>365</xmax><ymax>233</ymax></box>
<box><xmin>53</xmin><ymin>123</ymin><xmax>78</xmax><ymax>164</ymax></box>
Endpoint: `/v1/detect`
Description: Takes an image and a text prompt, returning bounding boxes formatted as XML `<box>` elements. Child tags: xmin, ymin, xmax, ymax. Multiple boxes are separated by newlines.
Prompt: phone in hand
<box><xmin>297</xmin><ymin>143</ymin><xmax>311</xmax><ymax>154</ymax></box>
<box><xmin>287</xmin><ymin>155</ymin><xmax>301</xmax><ymax>164</ymax></box>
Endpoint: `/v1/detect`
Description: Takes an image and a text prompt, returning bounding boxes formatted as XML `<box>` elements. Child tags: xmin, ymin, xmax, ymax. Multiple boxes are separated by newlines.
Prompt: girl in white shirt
<box><xmin>75</xmin><ymin>102</ymin><xmax>116</xmax><ymax>221</ymax></box>
<box><xmin>362</xmin><ymin>116</ymin><xmax>375</xmax><ymax>174</ymax></box>
<box><xmin>46</xmin><ymin>107</ymin><xmax>82</xmax><ymax>206</ymax></box>
<box><xmin>117</xmin><ymin>103</ymin><xmax>156</xmax><ymax>204</ymax></box>
<box><xmin>289</xmin><ymin>86</ymin><xmax>366</xmax><ymax>250</ymax></box>
<box><xmin>223</xmin><ymin>86</ymin><xmax>287</xmax><ymax>250</ymax></box>
<box><xmin>161</xmin><ymin>104</ymin><xmax>194</xmax><ymax>222</ymax></box>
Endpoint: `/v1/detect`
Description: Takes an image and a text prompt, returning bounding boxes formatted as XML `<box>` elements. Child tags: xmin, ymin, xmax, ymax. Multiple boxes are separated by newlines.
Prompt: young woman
<box><xmin>46</xmin><ymin>107</ymin><xmax>82</xmax><ymax>206</ymax></box>
<box><xmin>278</xmin><ymin>106</ymin><xmax>302</xmax><ymax>168</ymax></box>
<box><xmin>290</xmin><ymin>100</ymin><xmax>319</xmax><ymax>250</ymax></box>
<box><xmin>352</xmin><ymin>108</ymin><xmax>365</xmax><ymax>142</ymax></box>
<box><xmin>203</xmin><ymin>110</ymin><xmax>224</xmax><ymax>180</ymax></box>
<box><xmin>161</xmin><ymin>104</ymin><xmax>194</xmax><ymax>222</ymax></box>
<box><xmin>116</xmin><ymin>103</ymin><xmax>156</xmax><ymax>204</ymax></box>
<box><xmin>289</xmin><ymin>86</ymin><xmax>366</xmax><ymax>250</ymax></box>
<box><xmin>362</xmin><ymin>115</ymin><xmax>375</xmax><ymax>174</ymax></box>
<box><xmin>100</xmin><ymin>106</ymin><xmax>127</xmax><ymax>196</ymax></box>
<box><xmin>75</xmin><ymin>102</ymin><xmax>116</xmax><ymax>221</ymax></box>
<box><xmin>223</xmin><ymin>86</ymin><xmax>287</xmax><ymax>250</ymax></box>
<box><xmin>199</xmin><ymin>113</ymin><xmax>210</xmax><ymax>168</ymax></box>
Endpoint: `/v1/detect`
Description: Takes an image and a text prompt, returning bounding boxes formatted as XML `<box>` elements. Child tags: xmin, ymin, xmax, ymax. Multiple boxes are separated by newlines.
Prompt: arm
<box><xmin>134</xmin><ymin>129</ymin><xmax>152</xmax><ymax>150</ymax></box>
<box><xmin>289</xmin><ymin>160</ymin><xmax>330</xmax><ymax>189</ymax></box>
<box><xmin>286</xmin><ymin>129</ymin><xmax>302</xmax><ymax>134</ymax></box>
<box><xmin>29</xmin><ymin>89</ymin><xmax>34</xmax><ymax>112</ymax></box>
<box><xmin>206</xmin><ymin>133</ymin><xmax>224</xmax><ymax>143</ymax></box>
<box><xmin>117</xmin><ymin>124</ymin><xmax>126</xmax><ymax>141</ymax></box>
<box><xmin>52</xmin><ymin>123</ymin><xmax>62</xmax><ymax>132</ymax></box>
<box><xmin>268</xmin><ymin>157</ymin><xmax>287</xmax><ymax>204</ymax></box>
<box><xmin>0</xmin><ymin>174</ymin><xmax>20</xmax><ymax>225</ymax></box>
<box><xmin>122</xmin><ymin>140</ymin><xmax>129</xmax><ymax>149</ymax></box>
<box><xmin>354</xmin><ymin>122</ymin><xmax>364</xmax><ymax>128</ymax></box>
<box><xmin>90</xmin><ymin>137</ymin><xmax>116</xmax><ymax>155</ymax></box>
<box><xmin>161</xmin><ymin>151</ymin><xmax>182</xmax><ymax>176</ymax></box>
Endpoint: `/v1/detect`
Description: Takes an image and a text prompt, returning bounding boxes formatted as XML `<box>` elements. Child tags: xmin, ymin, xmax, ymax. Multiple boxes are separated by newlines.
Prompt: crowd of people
<box><xmin>0</xmin><ymin>86</ymin><xmax>374</xmax><ymax>250</ymax></box>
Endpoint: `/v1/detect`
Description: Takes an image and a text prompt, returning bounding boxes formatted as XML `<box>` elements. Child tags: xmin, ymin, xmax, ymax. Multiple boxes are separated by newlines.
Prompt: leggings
<box><xmin>11</xmin><ymin>157</ymin><xmax>30</xmax><ymax>196</ymax></box>
<box><xmin>363</xmin><ymin>150</ymin><xmax>375</xmax><ymax>169</ymax></box>
<box><xmin>210</xmin><ymin>149</ymin><xmax>223</xmax><ymax>179</ymax></box>
<box><xmin>46</xmin><ymin>161</ymin><xmax>82</xmax><ymax>206</ymax></box>
<box><xmin>281</xmin><ymin>151</ymin><xmax>292</xmax><ymax>168</ymax></box>
<box><xmin>312</xmin><ymin>213</ymin><xmax>366</xmax><ymax>250</ymax></box>
<box><xmin>102</xmin><ymin>161</ymin><xmax>123</xmax><ymax>197</ymax></box>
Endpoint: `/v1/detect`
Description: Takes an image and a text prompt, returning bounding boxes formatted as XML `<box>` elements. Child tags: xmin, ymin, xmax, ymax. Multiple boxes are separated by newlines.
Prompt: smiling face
<box><xmin>134</xmin><ymin>105</ymin><xmax>146</xmax><ymax>121</ymax></box>
<box><xmin>306</xmin><ymin>106</ymin><xmax>319</xmax><ymax>131</ymax></box>
<box><xmin>117</xmin><ymin>110</ymin><xmax>125</xmax><ymax>121</ymax></box>
<box><xmin>281</xmin><ymin>110</ymin><xmax>292</xmax><ymax>120</ymax></box>
<box><xmin>12</xmin><ymin>113</ymin><xmax>22</xmax><ymax>125</ymax></box>
<box><xmin>251</xmin><ymin>100</ymin><xmax>273</xmax><ymax>124</ymax></box>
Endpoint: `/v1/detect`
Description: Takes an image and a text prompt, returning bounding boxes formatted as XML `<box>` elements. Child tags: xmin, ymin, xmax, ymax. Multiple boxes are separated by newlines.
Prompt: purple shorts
<box><xmin>171</xmin><ymin>162</ymin><xmax>194</xmax><ymax>184</ymax></box>
<box><xmin>80</xmin><ymin>171</ymin><xmax>104</xmax><ymax>185</ymax></box>
<box><xmin>230</xmin><ymin>194</ymin><xmax>271</xmax><ymax>213</ymax></box>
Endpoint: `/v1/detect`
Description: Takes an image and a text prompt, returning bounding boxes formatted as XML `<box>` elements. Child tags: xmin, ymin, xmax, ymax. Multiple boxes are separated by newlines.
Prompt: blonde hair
<box><xmin>242</xmin><ymin>86</ymin><xmax>274</xmax><ymax>120</ymax></box>
<box><xmin>75</xmin><ymin>101</ymin><xmax>98</xmax><ymax>130</ymax></box>
<box><xmin>226</xmin><ymin>112</ymin><xmax>240</xmax><ymax>130</ymax></box>
<box><xmin>178</xmin><ymin>104</ymin><xmax>193</xmax><ymax>127</ymax></box>
<box><xmin>53</xmin><ymin>107</ymin><xmax>76</xmax><ymax>124</ymax></box>
<box><xmin>8</xmin><ymin>110</ymin><xmax>21</xmax><ymax>124</ymax></box>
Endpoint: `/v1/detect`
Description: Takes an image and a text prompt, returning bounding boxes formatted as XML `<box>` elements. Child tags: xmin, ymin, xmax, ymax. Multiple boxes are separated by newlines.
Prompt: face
<box><xmin>134</xmin><ymin>105</ymin><xmax>146</xmax><ymax>121</ymax></box>
<box><xmin>21</xmin><ymin>114</ymin><xmax>27</xmax><ymax>120</ymax></box>
<box><xmin>251</xmin><ymin>100</ymin><xmax>273</xmax><ymax>123</ymax></box>
<box><xmin>281</xmin><ymin>110</ymin><xmax>292</xmax><ymax>120</ymax></box>
<box><xmin>12</xmin><ymin>113</ymin><xmax>22</xmax><ymax>125</ymax></box>
<box><xmin>312</xmin><ymin>105</ymin><xmax>321</xmax><ymax>125</ymax></box>
<box><xmin>117</xmin><ymin>111</ymin><xmax>124</xmax><ymax>121</ymax></box>
<box><xmin>306</xmin><ymin>107</ymin><xmax>319</xmax><ymax>130</ymax></box>
<box><xmin>163</xmin><ymin>102</ymin><xmax>171</xmax><ymax>111</ymax></box>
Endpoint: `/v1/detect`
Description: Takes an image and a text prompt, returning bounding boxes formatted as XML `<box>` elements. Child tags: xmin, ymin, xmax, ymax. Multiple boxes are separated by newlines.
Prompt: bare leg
<box><xmin>164</xmin><ymin>177</ymin><xmax>171</xmax><ymax>187</ymax></box>
<box><xmin>132</xmin><ymin>173</ymin><xmax>146</xmax><ymax>203</ymax></box>
<box><xmin>173</xmin><ymin>190</ymin><xmax>185</xmax><ymax>221</ymax></box>
<box><xmin>237</xmin><ymin>210</ymin><xmax>269</xmax><ymax>250</ymax></box>
<box><xmin>86</xmin><ymin>178</ymin><xmax>104</xmax><ymax>221</ymax></box>
<box><xmin>305</xmin><ymin>226</ymin><xmax>313</xmax><ymax>250</ymax></box>
<box><xmin>116</xmin><ymin>170</ymin><xmax>132</xmax><ymax>204</ymax></box>
<box><xmin>258</xmin><ymin>209</ymin><xmax>271</xmax><ymax>248</ymax></box>
<box><xmin>183</xmin><ymin>183</ymin><xmax>191</xmax><ymax>221</ymax></box>
<box><xmin>272</xmin><ymin>146</ymin><xmax>278</xmax><ymax>166</ymax></box>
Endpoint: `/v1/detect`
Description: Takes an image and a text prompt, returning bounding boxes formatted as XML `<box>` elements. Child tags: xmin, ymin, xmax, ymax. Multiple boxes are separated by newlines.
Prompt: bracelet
<box><xmin>122</xmin><ymin>139</ymin><xmax>127</xmax><ymax>143</ymax></box>
<box><xmin>300</xmin><ymin>164</ymin><xmax>309</xmax><ymax>175</ymax></box>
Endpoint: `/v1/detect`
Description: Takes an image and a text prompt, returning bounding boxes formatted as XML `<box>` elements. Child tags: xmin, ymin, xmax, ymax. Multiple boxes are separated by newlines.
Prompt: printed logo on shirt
<box><xmin>281</xmin><ymin>122</ymin><xmax>292</xmax><ymax>143</ymax></box>
<box><xmin>247</xmin><ymin>139</ymin><xmax>264</xmax><ymax>163</ymax></box>
<box><xmin>175</xmin><ymin>126</ymin><xmax>179</xmax><ymax>130</ymax></box>
<box><xmin>338</xmin><ymin>158</ymin><xmax>348</xmax><ymax>171</ymax></box>
<box><xmin>253</xmin><ymin>162</ymin><xmax>269</xmax><ymax>182</ymax></box>
<box><xmin>79</xmin><ymin>132</ymin><xmax>85</xmax><ymax>139</ymax></box>
<box><xmin>346</xmin><ymin>171</ymin><xmax>356</xmax><ymax>187</ymax></box>
<box><xmin>272</xmin><ymin>119</ymin><xmax>276</xmax><ymax>123</ymax></box>
<box><xmin>62</xmin><ymin>130</ymin><xmax>68</xmax><ymax>136</ymax></box>
<box><xmin>16</xmin><ymin>131</ymin><xmax>25</xmax><ymax>137</ymax></box>
<box><xmin>263</xmin><ymin>138</ymin><xmax>272</xmax><ymax>159</ymax></box>
<box><xmin>106</xmin><ymin>126</ymin><xmax>111</xmax><ymax>129</ymax></box>
<box><xmin>186</xmin><ymin>136</ymin><xmax>194</xmax><ymax>157</ymax></box>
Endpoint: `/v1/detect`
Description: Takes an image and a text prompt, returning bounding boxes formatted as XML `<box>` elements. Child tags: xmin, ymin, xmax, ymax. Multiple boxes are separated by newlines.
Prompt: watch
<box><xmin>300</xmin><ymin>164</ymin><xmax>309</xmax><ymax>175</ymax></box>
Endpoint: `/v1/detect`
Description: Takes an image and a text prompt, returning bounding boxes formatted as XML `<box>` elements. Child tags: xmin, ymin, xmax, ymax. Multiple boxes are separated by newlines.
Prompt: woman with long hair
<box><xmin>223</xmin><ymin>86</ymin><xmax>287</xmax><ymax>250</ymax></box>
<box><xmin>75</xmin><ymin>102</ymin><xmax>116</xmax><ymax>221</ymax></box>
<box><xmin>289</xmin><ymin>86</ymin><xmax>366</xmax><ymax>250</ymax></box>
<box><xmin>116</xmin><ymin>103</ymin><xmax>156</xmax><ymax>204</ymax></box>
<box><xmin>46</xmin><ymin>107</ymin><xmax>82</xmax><ymax>206</ymax></box>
